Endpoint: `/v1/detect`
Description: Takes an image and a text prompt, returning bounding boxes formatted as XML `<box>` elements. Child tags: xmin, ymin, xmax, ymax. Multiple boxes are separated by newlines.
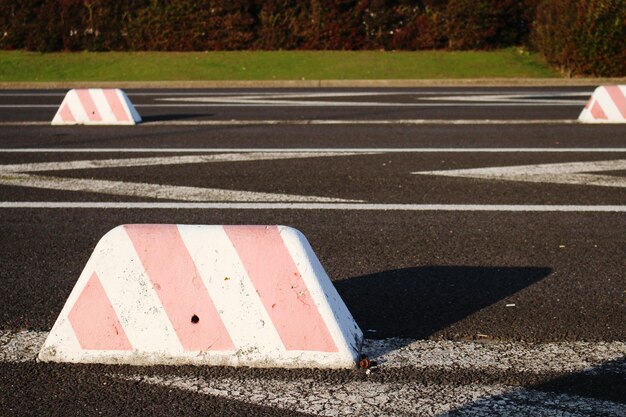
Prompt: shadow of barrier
<box><xmin>140</xmin><ymin>113</ymin><xmax>214</xmax><ymax>123</ymax></box>
<box><xmin>335</xmin><ymin>266</ymin><xmax>552</xmax><ymax>340</ymax></box>
<box><xmin>531</xmin><ymin>356</ymin><xmax>626</xmax><ymax>405</ymax></box>
<box><xmin>437</xmin><ymin>357</ymin><xmax>626</xmax><ymax>416</ymax></box>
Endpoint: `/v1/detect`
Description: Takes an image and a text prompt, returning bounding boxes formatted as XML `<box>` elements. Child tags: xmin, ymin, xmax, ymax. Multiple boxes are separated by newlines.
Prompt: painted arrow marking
<box><xmin>413</xmin><ymin>159</ymin><xmax>626</xmax><ymax>188</ymax></box>
<box><xmin>157</xmin><ymin>91</ymin><xmax>583</xmax><ymax>107</ymax></box>
<box><xmin>0</xmin><ymin>152</ymin><xmax>372</xmax><ymax>202</ymax></box>
<box><xmin>421</xmin><ymin>92</ymin><xmax>589</xmax><ymax>105</ymax></box>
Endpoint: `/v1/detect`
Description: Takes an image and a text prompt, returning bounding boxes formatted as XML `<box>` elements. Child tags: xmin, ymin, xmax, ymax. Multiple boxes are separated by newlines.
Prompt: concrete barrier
<box><xmin>38</xmin><ymin>225</ymin><xmax>363</xmax><ymax>368</ymax></box>
<box><xmin>579</xmin><ymin>85</ymin><xmax>626</xmax><ymax>123</ymax></box>
<box><xmin>51</xmin><ymin>88</ymin><xmax>141</xmax><ymax>125</ymax></box>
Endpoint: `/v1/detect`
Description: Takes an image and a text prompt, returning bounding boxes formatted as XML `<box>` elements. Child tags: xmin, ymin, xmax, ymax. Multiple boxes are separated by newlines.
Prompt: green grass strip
<box><xmin>0</xmin><ymin>49</ymin><xmax>558</xmax><ymax>82</ymax></box>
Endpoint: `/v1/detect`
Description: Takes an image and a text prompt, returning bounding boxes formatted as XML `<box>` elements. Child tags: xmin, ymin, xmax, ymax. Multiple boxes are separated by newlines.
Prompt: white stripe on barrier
<box><xmin>282</xmin><ymin>229</ymin><xmax>363</xmax><ymax>355</ymax></box>
<box><xmin>96</xmin><ymin>227</ymin><xmax>182</xmax><ymax>353</ymax></box>
<box><xmin>180</xmin><ymin>226</ymin><xmax>285</xmax><ymax>352</ymax></box>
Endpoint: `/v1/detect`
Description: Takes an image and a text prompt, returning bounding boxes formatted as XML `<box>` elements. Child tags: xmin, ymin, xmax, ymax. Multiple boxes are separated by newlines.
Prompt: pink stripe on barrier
<box><xmin>68</xmin><ymin>272</ymin><xmax>132</xmax><ymax>350</ymax></box>
<box><xmin>224</xmin><ymin>226</ymin><xmax>338</xmax><ymax>352</ymax></box>
<box><xmin>75</xmin><ymin>89</ymin><xmax>102</xmax><ymax>122</ymax></box>
<box><xmin>103</xmin><ymin>90</ymin><xmax>130</xmax><ymax>122</ymax></box>
<box><xmin>605</xmin><ymin>86</ymin><xmax>626</xmax><ymax>118</ymax></box>
<box><xmin>591</xmin><ymin>101</ymin><xmax>608</xmax><ymax>119</ymax></box>
<box><xmin>59</xmin><ymin>103</ymin><xmax>75</xmax><ymax>123</ymax></box>
<box><xmin>125</xmin><ymin>224</ymin><xmax>235</xmax><ymax>351</ymax></box>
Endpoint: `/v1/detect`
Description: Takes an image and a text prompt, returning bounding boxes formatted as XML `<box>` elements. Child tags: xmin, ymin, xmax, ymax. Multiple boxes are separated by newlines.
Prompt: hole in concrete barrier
<box><xmin>191</xmin><ymin>315</ymin><xmax>199</xmax><ymax>324</ymax></box>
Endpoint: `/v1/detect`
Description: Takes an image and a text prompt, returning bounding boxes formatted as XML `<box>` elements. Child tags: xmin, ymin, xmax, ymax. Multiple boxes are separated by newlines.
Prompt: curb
<box><xmin>2</xmin><ymin>78</ymin><xmax>626</xmax><ymax>89</ymax></box>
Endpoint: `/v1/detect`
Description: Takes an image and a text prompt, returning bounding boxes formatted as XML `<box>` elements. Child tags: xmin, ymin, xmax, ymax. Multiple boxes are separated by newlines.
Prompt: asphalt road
<box><xmin>0</xmin><ymin>87</ymin><xmax>624</xmax><ymax>416</ymax></box>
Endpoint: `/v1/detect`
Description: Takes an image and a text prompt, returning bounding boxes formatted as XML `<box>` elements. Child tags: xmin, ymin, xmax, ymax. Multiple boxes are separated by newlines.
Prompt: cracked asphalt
<box><xmin>0</xmin><ymin>87</ymin><xmax>624</xmax><ymax>416</ymax></box>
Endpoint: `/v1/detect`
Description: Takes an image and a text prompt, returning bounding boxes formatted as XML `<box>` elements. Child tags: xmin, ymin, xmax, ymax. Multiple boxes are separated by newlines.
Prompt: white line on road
<box><xmin>0</xmin><ymin>330</ymin><xmax>47</xmax><ymax>363</ymax></box>
<box><xmin>118</xmin><ymin>338</ymin><xmax>625</xmax><ymax>415</ymax></box>
<box><xmin>2</xmin><ymin>148</ymin><xmax>625</xmax><ymax>153</ymax></box>
<box><xmin>0</xmin><ymin>202</ymin><xmax>624</xmax><ymax>212</ymax></box>
<box><xmin>0</xmin><ymin>122</ymin><xmax>50</xmax><ymax>126</ymax></box>
<box><xmin>363</xmin><ymin>338</ymin><xmax>626</xmax><ymax>373</ymax></box>
<box><xmin>0</xmin><ymin>119</ymin><xmax>580</xmax><ymax>126</ymax></box>
<box><xmin>116</xmin><ymin>374</ymin><xmax>625</xmax><ymax>417</ymax></box>
<box><xmin>0</xmin><ymin>105</ymin><xmax>57</xmax><ymax>108</ymax></box>
<box><xmin>0</xmin><ymin>152</ymin><xmax>367</xmax><ymax>203</ymax></box>
<box><xmin>140</xmin><ymin>103</ymin><xmax>580</xmax><ymax>107</ymax></box>
<box><xmin>149</xmin><ymin>101</ymin><xmax>583</xmax><ymax>107</ymax></box>
<box><xmin>0</xmin><ymin>91</ymin><xmax>594</xmax><ymax>97</ymax></box>
<box><xmin>0</xmin><ymin>152</ymin><xmax>371</xmax><ymax>173</ymax></box>
<box><xmin>156</xmin><ymin>92</ymin><xmax>585</xmax><ymax>106</ymax></box>
<box><xmin>118</xmin><ymin>337</ymin><xmax>626</xmax><ymax>415</ymax></box>
<box><xmin>2</xmin><ymin>329</ymin><xmax>624</xmax><ymax>372</ymax></box>
<box><xmin>422</xmin><ymin>93</ymin><xmax>588</xmax><ymax>105</ymax></box>
<box><xmin>0</xmin><ymin>175</ymin><xmax>356</xmax><ymax>203</ymax></box>
<box><xmin>414</xmin><ymin>159</ymin><xmax>626</xmax><ymax>188</ymax></box>
<box><xmin>163</xmin><ymin>92</ymin><xmax>406</xmax><ymax>101</ymax></box>
<box><xmin>144</xmin><ymin>119</ymin><xmax>580</xmax><ymax>125</ymax></box>
<box><xmin>0</xmin><ymin>103</ymin><xmax>581</xmax><ymax>110</ymax></box>
<box><xmin>2</xmin><ymin>330</ymin><xmax>623</xmax><ymax>415</ymax></box>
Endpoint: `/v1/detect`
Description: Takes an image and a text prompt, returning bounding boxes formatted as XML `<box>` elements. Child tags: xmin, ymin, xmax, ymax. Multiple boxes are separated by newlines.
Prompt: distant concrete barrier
<box><xmin>51</xmin><ymin>88</ymin><xmax>141</xmax><ymax>125</ymax></box>
<box><xmin>38</xmin><ymin>225</ymin><xmax>363</xmax><ymax>368</ymax></box>
<box><xmin>579</xmin><ymin>85</ymin><xmax>626</xmax><ymax>123</ymax></box>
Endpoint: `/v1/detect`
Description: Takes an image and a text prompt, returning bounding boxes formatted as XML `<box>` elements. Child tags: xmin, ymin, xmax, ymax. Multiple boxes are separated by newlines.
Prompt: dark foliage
<box><xmin>0</xmin><ymin>0</ymin><xmax>623</xmax><ymax>76</ymax></box>
<box><xmin>445</xmin><ymin>0</ymin><xmax>537</xmax><ymax>50</ymax></box>
<box><xmin>532</xmin><ymin>0</ymin><xmax>626</xmax><ymax>76</ymax></box>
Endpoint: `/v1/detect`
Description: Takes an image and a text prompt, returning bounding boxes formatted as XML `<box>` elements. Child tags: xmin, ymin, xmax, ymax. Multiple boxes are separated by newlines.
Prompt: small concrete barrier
<box><xmin>39</xmin><ymin>225</ymin><xmax>363</xmax><ymax>368</ymax></box>
<box><xmin>51</xmin><ymin>88</ymin><xmax>141</xmax><ymax>125</ymax></box>
<box><xmin>579</xmin><ymin>85</ymin><xmax>626</xmax><ymax>123</ymax></box>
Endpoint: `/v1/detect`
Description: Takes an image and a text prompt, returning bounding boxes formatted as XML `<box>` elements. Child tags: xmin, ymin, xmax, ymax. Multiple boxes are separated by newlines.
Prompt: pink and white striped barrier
<box><xmin>51</xmin><ymin>89</ymin><xmax>141</xmax><ymax>125</ymax></box>
<box><xmin>579</xmin><ymin>85</ymin><xmax>626</xmax><ymax>124</ymax></box>
<box><xmin>38</xmin><ymin>225</ymin><xmax>363</xmax><ymax>368</ymax></box>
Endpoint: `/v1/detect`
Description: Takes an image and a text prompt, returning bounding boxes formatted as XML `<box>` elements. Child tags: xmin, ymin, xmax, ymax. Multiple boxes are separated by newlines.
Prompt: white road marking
<box><xmin>0</xmin><ymin>91</ymin><xmax>593</xmax><ymax>97</ymax></box>
<box><xmin>149</xmin><ymin>101</ymin><xmax>583</xmax><ymax>107</ymax></box>
<box><xmin>423</xmin><ymin>92</ymin><xmax>588</xmax><ymax>105</ymax></box>
<box><xmin>2</xmin><ymin>330</ymin><xmax>623</xmax><ymax>415</ymax></box>
<box><xmin>0</xmin><ymin>152</ymin><xmax>371</xmax><ymax>173</ymax></box>
<box><xmin>0</xmin><ymin>119</ymin><xmax>580</xmax><ymax>126</ymax></box>
<box><xmin>2</xmin><ymin>329</ymin><xmax>624</xmax><ymax>371</ymax></box>
<box><xmin>2</xmin><ymin>148</ymin><xmax>625</xmax><ymax>154</ymax></box>
<box><xmin>173</xmin><ymin>92</ymin><xmax>404</xmax><ymax>100</ymax></box>
<box><xmin>0</xmin><ymin>202</ymin><xmax>624</xmax><ymax>212</ymax></box>
<box><xmin>119</xmin><ymin>337</ymin><xmax>626</xmax><ymax>415</ymax></box>
<box><xmin>0</xmin><ymin>105</ymin><xmax>57</xmax><ymax>108</ymax></box>
<box><xmin>364</xmin><ymin>338</ymin><xmax>626</xmax><ymax>373</ymax></box>
<box><xmin>414</xmin><ymin>159</ymin><xmax>626</xmax><ymax>188</ymax></box>
<box><xmin>0</xmin><ymin>92</ymin><xmax>451</xmax><ymax>98</ymax></box>
<box><xmin>1</xmin><ymin>152</ymin><xmax>624</xmax><ymax>207</ymax></box>
<box><xmin>157</xmin><ymin>91</ymin><xmax>585</xmax><ymax>107</ymax></box>
<box><xmin>117</xmin><ymin>374</ymin><xmax>625</xmax><ymax>416</ymax></box>
<box><xmin>0</xmin><ymin>152</ymin><xmax>367</xmax><ymax>202</ymax></box>
<box><xmin>0</xmin><ymin>122</ymin><xmax>50</xmax><ymax>126</ymax></box>
<box><xmin>0</xmin><ymin>330</ymin><xmax>48</xmax><ymax>363</ymax></box>
<box><xmin>143</xmin><ymin>119</ymin><xmax>578</xmax><ymax>125</ymax></box>
<box><xmin>0</xmin><ymin>174</ymin><xmax>354</xmax><ymax>202</ymax></box>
